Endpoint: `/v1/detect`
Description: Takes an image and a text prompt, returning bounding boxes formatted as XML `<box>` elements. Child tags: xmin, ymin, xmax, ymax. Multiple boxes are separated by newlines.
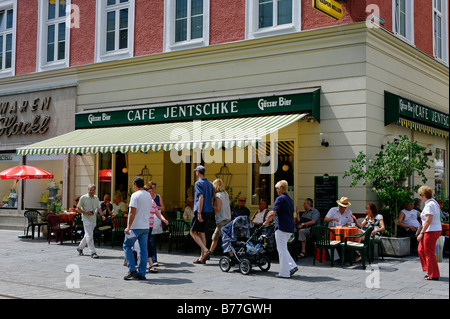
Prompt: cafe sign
<box><xmin>385</xmin><ymin>91</ymin><xmax>449</xmax><ymax>137</ymax></box>
<box><xmin>312</xmin><ymin>0</ymin><xmax>344</xmax><ymax>20</ymax></box>
<box><xmin>76</xmin><ymin>88</ymin><xmax>320</xmax><ymax>129</ymax></box>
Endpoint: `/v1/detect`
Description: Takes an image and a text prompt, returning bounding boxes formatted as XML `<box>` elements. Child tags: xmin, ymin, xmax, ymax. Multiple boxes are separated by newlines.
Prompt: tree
<box><xmin>343</xmin><ymin>135</ymin><xmax>431</xmax><ymax>237</ymax></box>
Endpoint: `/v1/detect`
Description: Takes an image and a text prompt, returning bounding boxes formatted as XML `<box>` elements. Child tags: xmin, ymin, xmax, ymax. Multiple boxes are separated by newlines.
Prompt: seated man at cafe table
<box><xmin>251</xmin><ymin>199</ymin><xmax>270</xmax><ymax>225</ymax></box>
<box><xmin>296</xmin><ymin>198</ymin><xmax>321</xmax><ymax>258</ymax></box>
<box><xmin>112</xmin><ymin>195</ymin><xmax>128</xmax><ymax>217</ymax></box>
<box><xmin>233</xmin><ymin>196</ymin><xmax>251</xmax><ymax>218</ymax></box>
<box><xmin>100</xmin><ymin>194</ymin><xmax>113</xmax><ymax>220</ymax></box>
<box><xmin>397</xmin><ymin>200</ymin><xmax>421</xmax><ymax>253</ymax></box>
<box><xmin>324</xmin><ymin>197</ymin><xmax>357</xmax><ymax>227</ymax></box>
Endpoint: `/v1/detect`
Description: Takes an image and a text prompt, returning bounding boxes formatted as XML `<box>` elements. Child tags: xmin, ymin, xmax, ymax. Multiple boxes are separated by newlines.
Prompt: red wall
<box><xmin>15</xmin><ymin>0</ymin><xmax>38</xmax><ymax>75</ymax></box>
<box><xmin>12</xmin><ymin>0</ymin><xmax>441</xmax><ymax>77</ymax></box>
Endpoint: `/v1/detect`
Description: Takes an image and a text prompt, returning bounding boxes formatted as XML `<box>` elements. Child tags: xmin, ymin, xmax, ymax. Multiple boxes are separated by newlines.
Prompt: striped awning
<box><xmin>16</xmin><ymin>113</ymin><xmax>307</xmax><ymax>156</ymax></box>
<box><xmin>397</xmin><ymin>118</ymin><xmax>449</xmax><ymax>139</ymax></box>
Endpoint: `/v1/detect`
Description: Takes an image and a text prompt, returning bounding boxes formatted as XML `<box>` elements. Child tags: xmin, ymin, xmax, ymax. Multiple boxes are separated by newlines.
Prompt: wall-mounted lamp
<box><xmin>424</xmin><ymin>144</ymin><xmax>435</xmax><ymax>156</ymax></box>
<box><xmin>320</xmin><ymin>133</ymin><xmax>329</xmax><ymax>147</ymax></box>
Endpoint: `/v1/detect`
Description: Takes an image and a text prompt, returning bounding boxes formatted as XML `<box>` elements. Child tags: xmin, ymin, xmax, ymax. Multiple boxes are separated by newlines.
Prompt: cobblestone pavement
<box><xmin>0</xmin><ymin>230</ymin><xmax>448</xmax><ymax>302</ymax></box>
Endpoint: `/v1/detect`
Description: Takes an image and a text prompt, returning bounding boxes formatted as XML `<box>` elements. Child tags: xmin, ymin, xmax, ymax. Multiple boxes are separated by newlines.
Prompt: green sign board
<box><xmin>385</xmin><ymin>91</ymin><xmax>449</xmax><ymax>131</ymax></box>
<box><xmin>75</xmin><ymin>89</ymin><xmax>320</xmax><ymax>129</ymax></box>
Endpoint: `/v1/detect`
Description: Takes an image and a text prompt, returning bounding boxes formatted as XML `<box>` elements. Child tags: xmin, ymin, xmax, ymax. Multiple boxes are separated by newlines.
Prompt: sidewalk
<box><xmin>0</xmin><ymin>230</ymin><xmax>448</xmax><ymax>300</ymax></box>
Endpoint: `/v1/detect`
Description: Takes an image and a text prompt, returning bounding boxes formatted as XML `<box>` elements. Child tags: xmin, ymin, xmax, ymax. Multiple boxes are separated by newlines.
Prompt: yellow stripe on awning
<box><xmin>398</xmin><ymin>118</ymin><xmax>449</xmax><ymax>139</ymax></box>
<box><xmin>16</xmin><ymin>113</ymin><xmax>307</xmax><ymax>156</ymax></box>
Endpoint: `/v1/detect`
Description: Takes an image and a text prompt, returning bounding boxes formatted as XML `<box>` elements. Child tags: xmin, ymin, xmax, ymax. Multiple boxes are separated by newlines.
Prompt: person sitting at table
<box><xmin>324</xmin><ymin>197</ymin><xmax>356</xmax><ymax>227</ymax></box>
<box><xmin>353</xmin><ymin>203</ymin><xmax>385</xmax><ymax>238</ymax></box>
<box><xmin>183</xmin><ymin>185</ymin><xmax>195</xmax><ymax>221</ymax></box>
<box><xmin>251</xmin><ymin>199</ymin><xmax>269</xmax><ymax>225</ymax></box>
<box><xmin>233</xmin><ymin>196</ymin><xmax>250</xmax><ymax>218</ymax></box>
<box><xmin>68</xmin><ymin>196</ymin><xmax>80</xmax><ymax>212</ymax></box>
<box><xmin>100</xmin><ymin>194</ymin><xmax>113</xmax><ymax>220</ymax></box>
<box><xmin>436</xmin><ymin>199</ymin><xmax>448</xmax><ymax>222</ymax></box>
<box><xmin>397</xmin><ymin>200</ymin><xmax>421</xmax><ymax>253</ymax></box>
<box><xmin>296</xmin><ymin>198</ymin><xmax>321</xmax><ymax>258</ymax></box>
<box><xmin>112</xmin><ymin>195</ymin><xmax>127</xmax><ymax>216</ymax></box>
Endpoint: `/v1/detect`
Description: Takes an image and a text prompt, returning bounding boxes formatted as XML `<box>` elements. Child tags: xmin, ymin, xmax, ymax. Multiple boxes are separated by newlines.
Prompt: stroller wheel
<box><xmin>219</xmin><ymin>256</ymin><xmax>231</xmax><ymax>272</ymax></box>
<box><xmin>258</xmin><ymin>256</ymin><xmax>271</xmax><ymax>272</ymax></box>
<box><xmin>239</xmin><ymin>259</ymin><xmax>252</xmax><ymax>275</ymax></box>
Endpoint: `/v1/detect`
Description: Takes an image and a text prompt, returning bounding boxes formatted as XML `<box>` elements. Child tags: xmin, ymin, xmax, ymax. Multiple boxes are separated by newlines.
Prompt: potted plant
<box><xmin>343</xmin><ymin>135</ymin><xmax>431</xmax><ymax>256</ymax></box>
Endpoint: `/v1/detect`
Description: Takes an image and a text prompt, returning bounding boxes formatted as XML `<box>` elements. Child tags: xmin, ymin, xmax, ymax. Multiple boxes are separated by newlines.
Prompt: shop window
<box><xmin>114</xmin><ymin>152</ymin><xmax>128</xmax><ymax>203</ymax></box>
<box><xmin>252</xmin><ymin>140</ymin><xmax>294</xmax><ymax>205</ymax></box>
<box><xmin>433</xmin><ymin>0</ymin><xmax>448</xmax><ymax>64</ymax></box>
<box><xmin>164</xmin><ymin>0</ymin><xmax>210</xmax><ymax>52</ymax></box>
<box><xmin>37</xmin><ymin>0</ymin><xmax>70</xmax><ymax>72</ymax></box>
<box><xmin>435</xmin><ymin>148</ymin><xmax>446</xmax><ymax>198</ymax></box>
<box><xmin>393</xmin><ymin>0</ymin><xmax>414</xmax><ymax>44</ymax></box>
<box><xmin>0</xmin><ymin>153</ymin><xmax>19</xmax><ymax>208</ymax></box>
<box><xmin>246</xmin><ymin>0</ymin><xmax>300</xmax><ymax>40</ymax></box>
<box><xmin>98</xmin><ymin>152</ymin><xmax>112</xmax><ymax>201</ymax></box>
<box><xmin>0</xmin><ymin>0</ymin><xmax>16</xmax><ymax>78</ymax></box>
<box><xmin>95</xmin><ymin>0</ymin><xmax>134</xmax><ymax>63</ymax></box>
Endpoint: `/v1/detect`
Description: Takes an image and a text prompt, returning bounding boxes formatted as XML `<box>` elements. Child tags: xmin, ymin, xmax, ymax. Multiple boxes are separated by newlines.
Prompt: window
<box><xmin>251</xmin><ymin>140</ymin><xmax>294</xmax><ymax>205</ymax></box>
<box><xmin>246</xmin><ymin>0</ymin><xmax>300</xmax><ymax>39</ymax></box>
<box><xmin>164</xmin><ymin>0</ymin><xmax>210</xmax><ymax>52</ymax></box>
<box><xmin>0</xmin><ymin>0</ymin><xmax>16</xmax><ymax>77</ymax></box>
<box><xmin>435</xmin><ymin>148</ymin><xmax>446</xmax><ymax>198</ymax></box>
<box><xmin>393</xmin><ymin>0</ymin><xmax>414</xmax><ymax>44</ymax></box>
<box><xmin>95</xmin><ymin>0</ymin><xmax>134</xmax><ymax>63</ymax></box>
<box><xmin>37</xmin><ymin>0</ymin><xmax>70</xmax><ymax>72</ymax></box>
<box><xmin>433</xmin><ymin>0</ymin><xmax>448</xmax><ymax>64</ymax></box>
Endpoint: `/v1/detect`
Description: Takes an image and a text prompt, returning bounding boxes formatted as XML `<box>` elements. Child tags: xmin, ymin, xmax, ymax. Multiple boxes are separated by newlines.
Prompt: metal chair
<box><xmin>111</xmin><ymin>216</ymin><xmax>127</xmax><ymax>248</ymax></box>
<box><xmin>340</xmin><ymin>227</ymin><xmax>374</xmax><ymax>270</ymax></box>
<box><xmin>311</xmin><ymin>226</ymin><xmax>343</xmax><ymax>267</ymax></box>
<box><xmin>168</xmin><ymin>220</ymin><xmax>191</xmax><ymax>253</ymax></box>
<box><xmin>24</xmin><ymin>210</ymin><xmax>47</xmax><ymax>239</ymax></box>
<box><xmin>46</xmin><ymin>214</ymin><xmax>73</xmax><ymax>244</ymax></box>
<box><xmin>72</xmin><ymin>213</ymin><xmax>84</xmax><ymax>243</ymax></box>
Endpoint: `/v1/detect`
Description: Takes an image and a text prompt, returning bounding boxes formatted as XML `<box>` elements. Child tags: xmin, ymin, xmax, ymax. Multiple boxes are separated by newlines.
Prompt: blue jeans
<box><xmin>148</xmin><ymin>234</ymin><xmax>157</xmax><ymax>264</ymax></box>
<box><xmin>123</xmin><ymin>229</ymin><xmax>149</xmax><ymax>276</ymax></box>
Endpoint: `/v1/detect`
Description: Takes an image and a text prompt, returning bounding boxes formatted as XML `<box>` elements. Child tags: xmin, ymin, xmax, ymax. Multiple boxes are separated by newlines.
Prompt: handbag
<box><xmin>435</xmin><ymin>236</ymin><xmax>445</xmax><ymax>263</ymax></box>
<box><xmin>152</xmin><ymin>214</ymin><xmax>163</xmax><ymax>235</ymax></box>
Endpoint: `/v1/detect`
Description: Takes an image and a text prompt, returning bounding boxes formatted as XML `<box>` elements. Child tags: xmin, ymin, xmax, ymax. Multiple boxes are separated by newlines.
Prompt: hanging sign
<box><xmin>312</xmin><ymin>0</ymin><xmax>344</xmax><ymax>20</ymax></box>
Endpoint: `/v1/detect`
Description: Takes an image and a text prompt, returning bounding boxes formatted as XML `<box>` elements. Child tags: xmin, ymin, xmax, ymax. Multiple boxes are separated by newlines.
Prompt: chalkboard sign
<box><xmin>314</xmin><ymin>175</ymin><xmax>338</xmax><ymax>217</ymax></box>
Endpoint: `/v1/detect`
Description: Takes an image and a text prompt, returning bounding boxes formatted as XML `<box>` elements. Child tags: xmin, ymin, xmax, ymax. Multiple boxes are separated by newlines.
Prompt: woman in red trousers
<box><xmin>417</xmin><ymin>186</ymin><xmax>442</xmax><ymax>281</ymax></box>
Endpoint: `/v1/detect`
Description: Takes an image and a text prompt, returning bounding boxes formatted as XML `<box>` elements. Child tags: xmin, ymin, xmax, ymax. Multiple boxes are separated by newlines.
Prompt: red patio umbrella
<box><xmin>0</xmin><ymin>165</ymin><xmax>54</xmax><ymax>180</ymax></box>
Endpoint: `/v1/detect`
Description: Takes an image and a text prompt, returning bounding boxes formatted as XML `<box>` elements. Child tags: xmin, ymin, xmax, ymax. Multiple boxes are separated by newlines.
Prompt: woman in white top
<box><xmin>417</xmin><ymin>186</ymin><xmax>442</xmax><ymax>281</ymax></box>
<box><xmin>206</xmin><ymin>179</ymin><xmax>232</xmax><ymax>259</ymax></box>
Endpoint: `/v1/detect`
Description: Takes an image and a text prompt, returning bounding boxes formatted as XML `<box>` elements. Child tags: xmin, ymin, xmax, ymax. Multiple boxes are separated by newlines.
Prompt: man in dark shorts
<box><xmin>190</xmin><ymin>165</ymin><xmax>214</xmax><ymax>264</ymax></box>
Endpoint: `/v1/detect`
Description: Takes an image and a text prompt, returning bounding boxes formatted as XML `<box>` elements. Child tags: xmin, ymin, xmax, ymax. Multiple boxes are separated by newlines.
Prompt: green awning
<box><xmin>16</xmin><ymin>113</ymin><xmax>307</xmax><ymax>156</ymax></box>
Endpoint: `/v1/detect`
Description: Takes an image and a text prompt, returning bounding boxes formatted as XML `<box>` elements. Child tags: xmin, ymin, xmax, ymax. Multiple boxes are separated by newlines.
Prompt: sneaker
<box><xmin>124</xmin><ymin>271</ymin><xmax>138</xmax><ymax>280</ymax></box>
<box><xmin>290</xmin><ymin>266</ymin><xmax>299</xmax><ymax>276</ymax></box>
<box><xmin>77</xmin><ymin>248</ymin><xmax>83</xmax><ymax>256</ymax></box>
<box><xmin>135</xmin><ymin>274</ymin><xmax>147</xmax><ymax>280</ymax></box>
<box><xmin>91</xmin><ymin>253</ymin><xmax>99</xmax><ymax>259</ymax></box>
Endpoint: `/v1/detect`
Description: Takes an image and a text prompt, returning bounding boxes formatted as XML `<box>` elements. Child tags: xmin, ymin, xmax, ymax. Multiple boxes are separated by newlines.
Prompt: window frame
<box><xmin>95</xmin><ymin>0</ymin><xmax>135</xmax><ymax>63</ymax></box>
<box><xmin>392</xmin><ymin>0</ymin><xmax>414</xmax><ymax>45</ymax></box>
<box><xmin>37</xmin><ymin>0</ymin><xmax>71</xmax><ymax>72</ymax></box>
<box><xmin>246</xmin><ymin>0</ymin><xmax>301</xmax><ymax>40</ymax></box>
<box><xmin>432</xmin><ymin>0</ymin><xmax>449</xmax><ymax>65</ymax></box>
<box><xmin>0</xmin><ymin>0</ymin><xmax>16</xmax><ymax>78</ymax></box>
<box><xmin>164</xmin><ymin>0</ymin><xmax>210</xmax><ymax>52</ymax></box>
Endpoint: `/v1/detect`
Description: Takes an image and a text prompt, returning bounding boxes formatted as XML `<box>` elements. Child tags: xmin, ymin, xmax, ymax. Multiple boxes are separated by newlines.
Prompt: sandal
<box><xmin>204</xmin><ymin>250</ymin><xmax>212</xmax><ymax>261</ymax></box>
<box><xmin>424</xmin><ymin>275</ymin><xmax>439</xmax><ymax>281</ymax></box>
<box><xmin>193</xmin><ymin>258</ymin><xmax>205</xmax><ymax>264</ymax></box>
<box><xmin>297</xmin><ymin>252</ymin><xmax>307</xmax><ymax>259</ymax></box>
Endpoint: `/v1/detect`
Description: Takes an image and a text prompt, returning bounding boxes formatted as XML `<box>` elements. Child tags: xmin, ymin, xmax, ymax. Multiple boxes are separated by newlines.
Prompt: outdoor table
<box><xmin>442</xmin><ymin>223</ymin><xmax>449</xmax><ymax>237</ymax></box>
<box><xmin>330</xmin><ymin>226</ymin><xmax>360</xmax><ymax>242</ymax></box>
<box><xmin>58</xmin><ymin>212</ymin><xmax>77</xmax><ymax>224</ymax></box>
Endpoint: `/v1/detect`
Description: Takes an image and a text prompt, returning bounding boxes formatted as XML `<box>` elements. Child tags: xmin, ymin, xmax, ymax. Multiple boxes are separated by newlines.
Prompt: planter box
<box><xmin>380</xmin><ymin>236</ymin><xmax>410</xmax><ymax>257</ymax></box>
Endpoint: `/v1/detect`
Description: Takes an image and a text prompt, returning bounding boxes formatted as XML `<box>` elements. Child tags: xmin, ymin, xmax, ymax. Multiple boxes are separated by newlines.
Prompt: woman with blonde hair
<box><xmin>264</xmin><ymin>180</ymin><xmax>298</xmax><ymax>278</ymax></box>
<box><xmin>206</xmin><ymin>179</ymin><xmax>232</xmax><ymax>259</ymax></box>
<box><xmin>417</xmin><ymin>186</ymin><xmax>442</xmax><ymax>280</ymax></box>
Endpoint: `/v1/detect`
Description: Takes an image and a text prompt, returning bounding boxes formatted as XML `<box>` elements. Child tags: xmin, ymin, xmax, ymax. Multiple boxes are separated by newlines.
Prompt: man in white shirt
<box><xmin>112</xmin><ymin>195</ymin><xmax>127</xmax><ymax>216</ymax></box>
<box><xmin>324</xmin><ymin>197</ymin><xmax>356</xmax><ymax>227</ymax></box>
<box><xmin>251</xmin><ymin>199</ymin><xmax>269</xmax><ymax>225</ymax></box>
<box><xmin>123</xmin><ymin>176</ymin><xmax>151</xmax><ymax>281</ymax></box>
<box><xmin>76</xmin><ymin>184</ymin><xmax>103</xmax><ymax>259</ymax></box>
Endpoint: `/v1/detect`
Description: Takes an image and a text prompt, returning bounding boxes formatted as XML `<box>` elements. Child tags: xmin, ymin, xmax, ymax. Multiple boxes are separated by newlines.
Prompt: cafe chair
<box><xmin>311</xmin><ymin>226</ymin><xmax>343</xmax><ymax>267</ymax></box>
<box><xmin>168</xmin><ymin>220</ymin><xmax>191</xmax><ymax>253</ymax></box>
<box><xmin>95</xmin><ymin>215</ymin><xmax>112</xmax><ymax>247</ymax></box>
<box><xmin>111</xmin><ymin>216</ymin><xmax>127</xmax><ymax>248</ymax></box>
<box><xmin>46</xmin><ymin>214</ymin><xmax>73</xmax><ymax>244</ymax></box>
<box><xmin>72</xmin><ymin>213</ymin><xmax>84</xmax><ymax>243</ymax></box>
<box><xmin>340</xmin><ymin>227</ymin><xmax>374</xmax><ymax>270</ymax></box>
<box><xmin>24</xmin><ymin>210</ymin><xmax>47</xmax><ymax>239</ymax></box>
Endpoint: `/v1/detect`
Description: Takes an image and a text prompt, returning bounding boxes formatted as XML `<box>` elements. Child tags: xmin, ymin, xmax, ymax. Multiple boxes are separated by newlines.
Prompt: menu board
<box><xmin>314</xmin><ymin>175</ymin><xmax>338</xmax><ymax>217</ymax></box>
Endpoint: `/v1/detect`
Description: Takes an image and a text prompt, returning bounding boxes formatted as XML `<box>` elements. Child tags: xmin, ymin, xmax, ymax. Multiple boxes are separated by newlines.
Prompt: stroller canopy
<box><xmin>221</xmin><ymin>216</ymin><xmax>254</xmax><ymax>253</ymax></box>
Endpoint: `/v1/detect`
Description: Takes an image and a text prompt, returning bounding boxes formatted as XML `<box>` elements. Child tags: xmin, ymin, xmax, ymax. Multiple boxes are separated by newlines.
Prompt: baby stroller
<box><xmin>219</xmin><ymin>216</ymin><xmax>275</xmax><ymax>275</ymax></box>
